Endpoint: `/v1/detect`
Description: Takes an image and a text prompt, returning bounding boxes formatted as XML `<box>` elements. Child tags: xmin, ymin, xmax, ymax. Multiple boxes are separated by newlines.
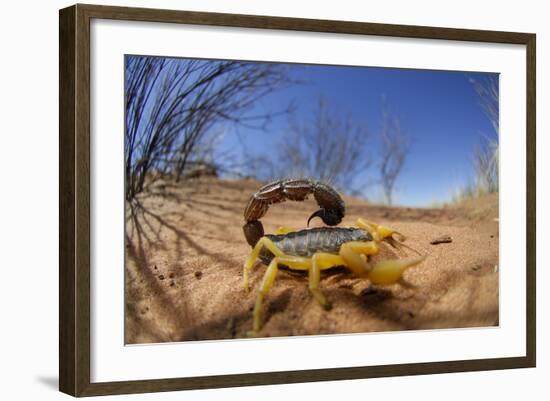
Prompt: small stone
<box><xmin>430</xmin><ymin>235</ymin><xmax>452</xmax><ymax>245</ymax></box>
<box><xmin>170</xmin><ymin>281</ymin><xmax>175</xmax><ymax>287</ymax></box>
<box><xmin>158</xmin><ymin>275</ymin><xmax>165</xmax><ymax>280</ymax></box>
<box><xmin>194</xmin><ymin>271</ymin><xmax>203</xmax><ymax>280</ymax></box>
<box><xmin>169</xmin><ymin>273</ymin><xmax>174</xmax><ymax>279</ymax></box>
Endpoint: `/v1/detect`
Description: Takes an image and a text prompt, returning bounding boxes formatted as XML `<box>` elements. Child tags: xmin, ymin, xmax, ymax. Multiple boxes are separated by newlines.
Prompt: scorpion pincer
<box><xmin>242</xmin><ymin>178</ymin><xmax>426</xmax><ymax>333</ymax></box>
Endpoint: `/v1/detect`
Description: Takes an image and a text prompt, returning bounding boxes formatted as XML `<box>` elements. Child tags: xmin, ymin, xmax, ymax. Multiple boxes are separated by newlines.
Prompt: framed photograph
<box><xmin>59</xmin><ymin>4</ymin><xmax>536</xmax><ymax>397</ymax></box>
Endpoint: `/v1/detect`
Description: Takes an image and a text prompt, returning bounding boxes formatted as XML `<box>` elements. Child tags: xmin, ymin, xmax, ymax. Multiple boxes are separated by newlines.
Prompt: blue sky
<box><xmin>214</xmin><ymin>62</ymin><xmax>498</xmax><ymax>207</ymax></box>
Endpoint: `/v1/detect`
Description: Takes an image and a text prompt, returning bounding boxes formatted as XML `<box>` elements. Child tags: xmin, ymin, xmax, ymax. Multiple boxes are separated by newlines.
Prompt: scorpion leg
<box><xmin>243</xmin><ymin>237</ymin><xmax>284</xmax><ymax>291</ymax></box>
<box><xmin>310</xmin><ymin>253</ymin><xmax>345</xmax><ymax>310</ymax></box>
<box><xmin>253</xmin><ymin>255</ymin><xmax>311</xmax><ymax>333</ymax></box>
<box><xmin>340</xmin><ymin>240</ymin><xmax>426</xmax><ymax>284</ymax></box>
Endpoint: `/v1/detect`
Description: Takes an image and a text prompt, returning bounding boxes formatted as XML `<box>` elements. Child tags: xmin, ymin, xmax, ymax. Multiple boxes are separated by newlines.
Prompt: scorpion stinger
<box><xmin>306</xmin><ymin>207</ymin><xmax>344</xmax><ymax>227</ymax></box>
<box><xmin>307</xmin><ymin>181</ymin><xmax>345</xmax><ymax>227</ymax></box>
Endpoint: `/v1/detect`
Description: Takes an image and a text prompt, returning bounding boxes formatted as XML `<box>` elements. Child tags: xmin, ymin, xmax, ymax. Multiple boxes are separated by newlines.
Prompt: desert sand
<box><xmin>125</xmin><ymin>177</ymin><xmax>499</xmax><ymax>344</ymax></box>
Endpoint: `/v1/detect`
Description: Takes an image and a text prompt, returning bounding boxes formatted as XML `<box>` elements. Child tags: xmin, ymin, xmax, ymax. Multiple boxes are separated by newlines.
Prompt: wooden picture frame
<box><xmin>59</xmin><ymin>3</ymin><xmax>536</xmax><ymax>397</ymax></box>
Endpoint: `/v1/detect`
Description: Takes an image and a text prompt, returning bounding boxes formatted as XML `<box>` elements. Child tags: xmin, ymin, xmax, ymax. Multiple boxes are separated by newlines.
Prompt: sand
<box><xmin>125</xmin><ymin>177</ymin><xmax>499</xmax><ymax>344</ymax></box>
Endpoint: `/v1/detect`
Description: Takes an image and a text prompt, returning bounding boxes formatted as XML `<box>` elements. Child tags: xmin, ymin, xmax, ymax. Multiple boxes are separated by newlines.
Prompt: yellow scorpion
<box><xmin>242</xmin><ymin>178</ymin><xmax>426</xmax><ymax>333</ymax></box>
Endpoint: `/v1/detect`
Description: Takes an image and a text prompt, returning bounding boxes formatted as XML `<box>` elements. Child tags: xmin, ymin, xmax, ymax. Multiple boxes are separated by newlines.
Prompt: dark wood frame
<box><xmin>59</xmin><ymin>3</ymin><xmax>536</xmax><ymax>397</ymax></box>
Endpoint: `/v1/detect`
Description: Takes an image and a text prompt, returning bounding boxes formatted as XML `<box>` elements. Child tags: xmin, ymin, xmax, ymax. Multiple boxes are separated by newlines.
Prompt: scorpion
<box><xmin>242</xmin><ymin>178</ymin><xmax>426</xmax><ymax>333</ymax></box>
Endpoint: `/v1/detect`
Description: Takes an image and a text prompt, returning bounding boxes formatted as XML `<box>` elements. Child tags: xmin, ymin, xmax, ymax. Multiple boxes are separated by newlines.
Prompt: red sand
<box><xmin>125</xmin><ymin>177</ymin><xmax>498</xmax><ymax>343</ymax></box>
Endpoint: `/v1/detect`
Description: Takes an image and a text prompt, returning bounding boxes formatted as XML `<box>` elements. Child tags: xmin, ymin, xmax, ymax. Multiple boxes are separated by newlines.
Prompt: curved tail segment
<box><xmin>243</xmin><ymin>179</ymin><xmax>345</xmax><ymax>247</ymax></box>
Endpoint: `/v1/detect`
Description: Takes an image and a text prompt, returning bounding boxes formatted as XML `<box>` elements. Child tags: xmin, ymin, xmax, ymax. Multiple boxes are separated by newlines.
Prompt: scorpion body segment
<box><xmin>259</xmin><ymin>227</ymin><xmax>372</xmax><ymax>265</ymax></box>
<box><xmin>243</xmin><ymin>178</ymin><xmax>345</xmax><ymax>247</ymax></box>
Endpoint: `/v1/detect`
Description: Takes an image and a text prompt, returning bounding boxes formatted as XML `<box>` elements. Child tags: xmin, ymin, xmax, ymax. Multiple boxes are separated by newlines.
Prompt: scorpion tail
<box><xmin>243</xmin><ymin>220</ymin><xmax>264</xmax><ymax>247</ymax></box>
